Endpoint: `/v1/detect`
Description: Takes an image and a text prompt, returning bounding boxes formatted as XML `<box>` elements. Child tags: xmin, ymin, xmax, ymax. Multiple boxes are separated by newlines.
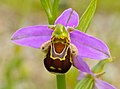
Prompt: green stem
<box><xmin>56</xmin><ymin>74</ymin><xmax>66</xmax><ymax>89</ymax></box>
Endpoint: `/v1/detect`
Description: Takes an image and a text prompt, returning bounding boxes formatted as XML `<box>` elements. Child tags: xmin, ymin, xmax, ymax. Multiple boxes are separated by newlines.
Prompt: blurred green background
<box><xmin>0</xmin><ymin>0</ymin><xmax>120</xmax><ymax>89</ymax></box>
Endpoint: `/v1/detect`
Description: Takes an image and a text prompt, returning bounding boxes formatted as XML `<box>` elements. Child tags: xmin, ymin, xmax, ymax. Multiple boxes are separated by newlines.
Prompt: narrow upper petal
<box><xmin>95</xmin><ymin>79</ymin><xmax>116</xmax><ymax>89</ymax></box>
<box><xmin>55</xmin><ymin>8</ymin><xmax>79</xmax><ymax>28</ymax></box>
<box><xmin>73</xmin><ymin>55</ymin><xmax>93</xmax><ymax>74</ymax></box>
<box><xmin>70</xmin><ymin>30</ymin><xmax>110</xmax><ymax>60</ymax></box>
<box><xmin>11</xmin><ymin>25</ymin><xmax>53</xmax><ymax>48</ymax></box>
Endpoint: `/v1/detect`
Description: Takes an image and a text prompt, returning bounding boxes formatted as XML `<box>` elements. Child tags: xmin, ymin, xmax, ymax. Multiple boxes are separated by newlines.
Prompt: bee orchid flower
<box><xmin>11</xmin><ymin>8</ymin><xmax>110</xmax><ymax>74</ymax></box>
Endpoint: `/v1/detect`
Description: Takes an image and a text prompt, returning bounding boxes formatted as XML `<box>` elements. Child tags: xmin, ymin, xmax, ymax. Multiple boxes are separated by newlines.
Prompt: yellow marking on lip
<box><xmin>58</xmin><ymin>68</ymin><xmax>62</xmax><ymax>70</ymax></box>
<box><xmin>50</xmin><ymin>66</ymin><xmax>56</xmax><ymax>70</ymax></box>
<box><xmin>50</xmin><ymin>44</ymin><xmax>69</xmax><ymax>61</ymax></box>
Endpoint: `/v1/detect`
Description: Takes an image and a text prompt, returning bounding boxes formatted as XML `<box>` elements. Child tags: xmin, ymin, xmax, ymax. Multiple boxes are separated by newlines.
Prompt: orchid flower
<box><xmin>75</xmin><ymin>65</ymin><xmax>116</xmax><ymax>89</ymax></box>
<box><xmin>11</xmin><ymin>8</ymin><xmax>110</xmax><ymax>74</ymax></box>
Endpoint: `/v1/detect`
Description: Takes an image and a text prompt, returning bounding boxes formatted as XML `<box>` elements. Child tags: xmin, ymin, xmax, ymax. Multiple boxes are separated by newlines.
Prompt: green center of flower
<box><xmin>52</xmin><ymin>24</ymin><xmax>70</xmax><ymax>43</ymax></box>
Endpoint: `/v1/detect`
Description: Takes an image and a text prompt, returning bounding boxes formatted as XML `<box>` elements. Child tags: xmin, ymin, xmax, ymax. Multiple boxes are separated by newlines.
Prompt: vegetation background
<box><xmin>0</xmin><ymin>0</ymin><xmax>120</xmax><ymax>89</ymax></box>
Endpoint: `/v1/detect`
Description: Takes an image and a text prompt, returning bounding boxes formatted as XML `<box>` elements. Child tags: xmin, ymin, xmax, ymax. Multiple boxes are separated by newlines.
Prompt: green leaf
<box><xmin>52</xmin><ymin>0</ymin><xmax>60</xmax><ymax>22</ymax></box>
<box><xmin>40</xmin><ymin>0</ymin><xmax>53</xmax><ymax>24</ymax></box>
<box><xmin>92</xmin><ymin>58</ymin><xmax>112</xmax><ymax>74</ymax></box>
<box><xmin>77</xmin><ymin>0</ymin><xmax>97</xmax><ymax>32</ymax></box>
<box><xmin>74</xmin><ymin>75</ymin><xmax>94</xmax><ymax>89</ymax></box>
<box><xmin>40</xmin><ymin>0</ymin><xmax>60</xmax><ymax>24</ymax></box>
<box><xmin>47</xmin><ymin>0</ymin><xmax>53</xmax><ymax>12</ymax></box>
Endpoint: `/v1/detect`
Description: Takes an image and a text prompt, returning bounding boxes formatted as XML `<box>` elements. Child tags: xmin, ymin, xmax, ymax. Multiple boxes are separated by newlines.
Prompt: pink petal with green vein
<box><xmin>55</xmin><ymin>8</ymin><xmax>79</xmax><ymax>28</ymax></box>
<box><xmin>11</xmin><ymin>25</ymin><xmax>53</xmax><ymax>48</ymax></box>
<box><xmin>70</xmin><ymin>30</ymin><xmax>110</xmax><ymax>60</ymax></box>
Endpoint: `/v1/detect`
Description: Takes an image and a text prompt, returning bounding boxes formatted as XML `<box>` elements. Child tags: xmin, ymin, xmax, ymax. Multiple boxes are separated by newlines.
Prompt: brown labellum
<box><xmin>44</xmin><ymin>43</ymin><xmax>72</xmax><ymax>74</ymax></box>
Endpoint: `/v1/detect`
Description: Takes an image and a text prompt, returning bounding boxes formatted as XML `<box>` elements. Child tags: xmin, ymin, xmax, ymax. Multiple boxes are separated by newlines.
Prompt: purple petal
<box><xmin>95</xmin><ymin>79</ymin><xmax>116</xmax><ymax>89</ymax></box>
<box><xmin>55</xmin><ymin>8</ymin><xmax>79</xmax><ymax>28</ymax></box>
<box><xmin>73</xmin><ymin>55</ymin><xmax>93</xmax><ymax>74</ymax></box>
<box><xmin>70</xmin><ymin>30</ymin><xmax>110</xmax><ymax>60</ymax></box>
<box><xmin>11</xmin><ymin>25</ymin><xmax>53</xmax><ymax>48</ymax></box>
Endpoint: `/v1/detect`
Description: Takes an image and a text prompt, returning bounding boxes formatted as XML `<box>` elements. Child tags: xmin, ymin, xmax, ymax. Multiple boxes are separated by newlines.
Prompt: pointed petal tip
<box><xmin>11</xmin><ymin>32</ymin><xmax>20</xmax><ymax>41</ymax></box>
<box><xmin>11</xmin><ymin>36</ymin><xmax>14</xmax><ymax>40</ymax></box>
<box><xmin>67</xmin><ymin>8</ymin><xmax>72</xmax><ymax>10</ymax></box>
<box><xmin>11</xmin><ymin>33</ymin><xmax>22</xmax><ymax>41</ymax></box>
